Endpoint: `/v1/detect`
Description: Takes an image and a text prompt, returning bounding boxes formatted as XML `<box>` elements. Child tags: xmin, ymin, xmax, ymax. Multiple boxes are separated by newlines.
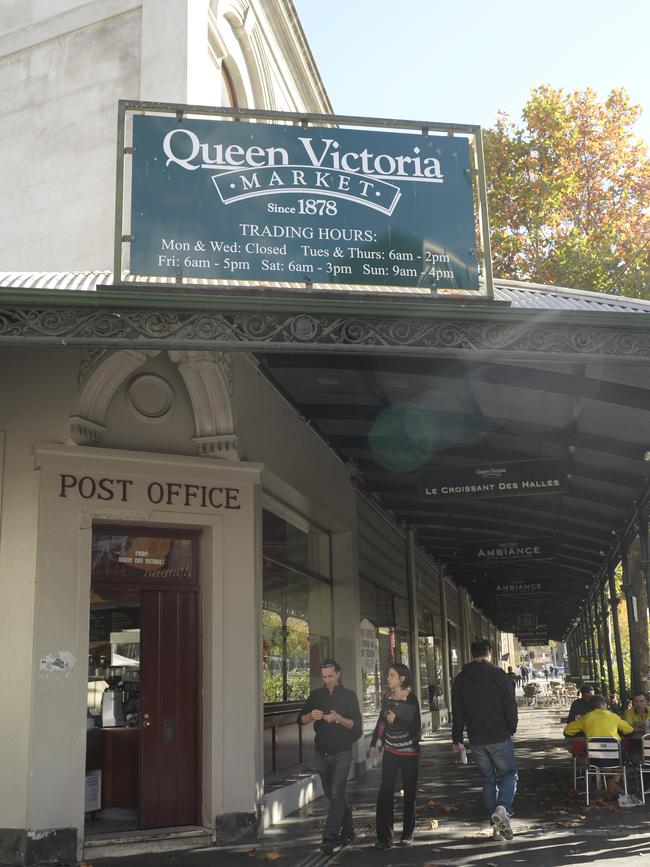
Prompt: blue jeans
<box><xmin>315</xmin><ymin>750</ymin><xmax>353</xmax><ymax>846</ymax></box>
<box><xmin>471</xmin><ymin>738</ymin><xmax>518</xmax><ymax>817</ymax></box>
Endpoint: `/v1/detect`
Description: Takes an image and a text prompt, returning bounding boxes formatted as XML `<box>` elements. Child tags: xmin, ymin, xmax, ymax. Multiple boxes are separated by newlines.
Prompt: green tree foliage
<box><xmin>614</xmin><ymin>562</ymin><xmax>631</xmax><ymax>695</ymax></box>
<box><xmin>484</xmin><ymin>86</ymin><xmax>650</xmax><ymax>298</ymax></box>
<box><xmin>262</xmin><ymin>608</ymin><xmax>310</xmax><ymax>702</ymax></box>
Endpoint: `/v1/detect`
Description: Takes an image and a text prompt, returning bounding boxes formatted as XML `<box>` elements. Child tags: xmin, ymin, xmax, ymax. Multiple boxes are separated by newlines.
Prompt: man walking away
<box><xmin>452</xmin><ymin>639</ymin><xmax>518</xmax><ymax>841</ymax></box>
<box><xmin>299</xmin><ymin>659</ymin><xmax>362</xmax><ymax>858</ymax></box>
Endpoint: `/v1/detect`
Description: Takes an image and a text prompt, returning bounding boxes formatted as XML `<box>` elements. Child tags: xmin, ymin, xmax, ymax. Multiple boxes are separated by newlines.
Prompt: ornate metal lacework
<box><xmin>1</xmin><ymin>307</ymin><xmax>648</xmax><ymax>359</ymax></box>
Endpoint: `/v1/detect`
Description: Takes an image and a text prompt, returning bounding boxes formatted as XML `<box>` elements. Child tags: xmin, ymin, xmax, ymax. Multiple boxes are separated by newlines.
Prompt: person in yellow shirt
<box><xmin>624</xmin><ymin>692</ymin><xmax>649</xmax><ymax>733</ymax></box>
<box><xmin>564</xmin><ymin>696</ymin><xmax>634</xmax><ymax>740</ymax></box>
<box><xmin>564</xmin><ymin>696</ymin><xmax>633</xmax><ymax>796</ymax></box>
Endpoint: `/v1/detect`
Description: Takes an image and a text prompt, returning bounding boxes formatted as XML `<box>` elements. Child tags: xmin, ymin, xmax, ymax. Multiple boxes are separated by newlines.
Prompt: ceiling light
<box><xmin>316</xmin><ymin>377</ymin><xmax>340</xmax><ymax>386</ymax></box>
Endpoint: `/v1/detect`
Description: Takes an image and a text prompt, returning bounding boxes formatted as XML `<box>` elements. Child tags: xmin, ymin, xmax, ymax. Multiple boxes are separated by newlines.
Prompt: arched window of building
<box><xmin>221</xmin><ymin>60</ymin><xmax>238</xmax><ymax>107</ymax></box>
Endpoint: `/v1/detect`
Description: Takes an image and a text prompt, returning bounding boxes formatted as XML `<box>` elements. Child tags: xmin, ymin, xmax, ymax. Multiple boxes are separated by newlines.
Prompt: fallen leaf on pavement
<box><xmin>441</xmin><ymin>805</ymin><xmax>458</xmax><ymax>812</ymax></box>
<box><xmin>428</xmin><ymin>818</ymin><xmax>439</xmax><ymax>830</ymax></box>
<box><xmin>427</xmin><ymin>799</ymin><xmax>437</xmax><ymax>807</ymax></box>
<box><xmin>265</xmin><ymin>852</ymin><xmax>281</xmax><ymax>862</ymax></box>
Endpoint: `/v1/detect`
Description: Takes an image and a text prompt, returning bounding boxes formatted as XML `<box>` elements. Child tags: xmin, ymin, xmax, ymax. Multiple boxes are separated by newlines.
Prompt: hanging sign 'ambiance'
<box><xmin>461</xmin><ymin>536</ymin><xmax>556</xmax><ymax>563</ymax></box>
<box><xmin>129</xmin><ymin>115</ymin><xmax>479</xmax><ymax>289</ymax></box>
<box><xmin>492</xmin><ymin>580</ymin><xmax>548</xmax><ymax>595</ymax></box>
<box><xmin>419</xmin><ymin>459</ymin><xmax>567</xmax><ymax>502</ymax></box>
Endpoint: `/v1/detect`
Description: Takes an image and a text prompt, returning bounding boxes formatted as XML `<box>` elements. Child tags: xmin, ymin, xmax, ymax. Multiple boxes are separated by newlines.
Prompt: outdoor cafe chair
<box><xmin>585</xmin><ymin>737</ymin><xmax>628</xmax><ymax>805</ymax></box>
<box><xmin>568</xmin><ymin>738</ymin><xmax>586</xmax><ymax>790</ymax></box>
<box><xmin>636</xmin><ymin>733</ymin><xmax>650</xmax><ymax>804</ymax></box>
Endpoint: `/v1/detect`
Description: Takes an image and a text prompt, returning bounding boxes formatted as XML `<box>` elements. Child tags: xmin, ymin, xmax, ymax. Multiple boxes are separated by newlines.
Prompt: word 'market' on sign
<box><xmin>58</xmin><ymin>474</ymin><xmax>240</xmax><ymax>510</ymax></box>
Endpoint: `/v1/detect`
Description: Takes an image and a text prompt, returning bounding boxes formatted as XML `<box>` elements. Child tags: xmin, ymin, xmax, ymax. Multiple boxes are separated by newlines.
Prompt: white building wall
<box><xmin>0</xmin><ymin>5</ymin><xmax>142</xmax><ymax>271</ymax></box>
<box><xmin>0</xmin><ymin>348</ymin><xmax>81</xmax><ymax>828</ymax></box>
<box><xmin>0</xmin><ymin>0</ymin><xmax>330</xmax><ymax>272</ymax></box>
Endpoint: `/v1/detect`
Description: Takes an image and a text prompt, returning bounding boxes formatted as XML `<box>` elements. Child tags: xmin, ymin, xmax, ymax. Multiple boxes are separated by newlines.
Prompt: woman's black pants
<box><xmin>376</xmin><ymin>750</ymin><xmax>419</xmax><ymax>843</ymax></box>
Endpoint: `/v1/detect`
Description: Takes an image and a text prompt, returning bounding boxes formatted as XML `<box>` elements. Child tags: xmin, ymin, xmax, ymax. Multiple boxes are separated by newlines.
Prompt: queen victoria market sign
<box><xmin>127</xmin><ymin>110</ymin><xmax>481</xmax><ymax>290</ymax></box>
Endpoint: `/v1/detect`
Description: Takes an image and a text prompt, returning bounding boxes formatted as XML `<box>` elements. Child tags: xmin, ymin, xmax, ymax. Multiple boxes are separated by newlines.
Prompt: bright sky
<box><xmin>293</xmin><ymin>0</ymin><xmax>650</xmax><ymax>145</ymax></box>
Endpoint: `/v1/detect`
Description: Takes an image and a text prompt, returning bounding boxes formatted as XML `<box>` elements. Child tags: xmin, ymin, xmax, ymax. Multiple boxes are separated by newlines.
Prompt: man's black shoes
<box><xmin>338</xmin><ymin>830</ymin><xmax>355</xmax><ymax>845</ymax></box>
<box><xmin>319</xmin><ymin>842</ymin><xmax>334</xmax><ymax>857</ymax></box>
<box><xmin>374</xmin><ymin>840</ymin><xmax>393</xmax><ymax>849</ymax></box>
<box><xmin>399</xmin><ymin>837</ymin><xmax>413</xmax><ymax>846</ymax></box>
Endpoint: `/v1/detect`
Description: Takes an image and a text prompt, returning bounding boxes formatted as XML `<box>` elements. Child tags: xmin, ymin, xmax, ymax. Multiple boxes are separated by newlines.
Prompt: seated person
<box><xmin>564</xmin><ymin>695</ymin><xmax>633</xmax><ymax>795</ymax></box>
<box><xmin>624</xmin><ymin>692</ymin><xmax>649</xmax><ymax>733</ymax></box>
<box><xmin>567</xmin><ymin>684</ymin><xmax>594</xmax><ymax>722</ymax></box>
<box><xmin>608</xmin><ymin>692</ymin><xmax>622</xmax><ymax>715</ymax></box>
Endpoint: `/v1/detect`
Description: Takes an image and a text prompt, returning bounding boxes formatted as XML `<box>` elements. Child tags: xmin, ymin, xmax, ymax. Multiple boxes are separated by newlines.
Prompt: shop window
<box><xmin>262</xmin><ymin>509</ymin><xmax>331</xmax><ymax>704</ymax></box>
<box><xmin>448</xmin><ymin>622</ymin><xmax>461</xmax><ymax>680</ymax></box>
<box><xmin>359</xmin><ymin>584</ymin><xmax>413</xmax><ymax>733</ymax></box>
<box><xmin>418</xmin><ymin>628</ymin><xmax>445</xmax><ymax>712</ymax></box>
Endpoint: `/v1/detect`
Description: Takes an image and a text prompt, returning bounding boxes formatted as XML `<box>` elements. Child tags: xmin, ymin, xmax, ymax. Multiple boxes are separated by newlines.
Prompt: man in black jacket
<box><xmin>452</xmin><ymin>639</ymin><xmax>518</xmax><ymax>841</ymax></box>
<box><xmin>299</xmin><ymin>659</ymin><xmax>362</xmax><ymax>857</ymax></box>
<box><xmin>566</xmin><ymin>684</ymin><xmax>594</xmax><ymax>722</ymax></box>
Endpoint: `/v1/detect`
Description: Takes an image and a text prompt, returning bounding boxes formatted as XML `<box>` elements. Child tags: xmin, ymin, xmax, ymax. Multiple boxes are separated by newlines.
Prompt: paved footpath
<box><xmin>93</xmin><ymin>703</ymin><xmax>650</xmax><ymax>867</ymax></box>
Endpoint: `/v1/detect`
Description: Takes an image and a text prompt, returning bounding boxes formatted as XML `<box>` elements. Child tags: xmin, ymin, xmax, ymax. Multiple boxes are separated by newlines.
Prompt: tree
<box><xmin>483</xmin><ymin>86</ymin><xmax>650</xmax><ymax>298</ymax></box>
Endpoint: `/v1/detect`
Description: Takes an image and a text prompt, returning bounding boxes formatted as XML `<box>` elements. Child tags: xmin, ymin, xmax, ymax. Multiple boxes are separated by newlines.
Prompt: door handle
<box><xmin>142</xmin><ymin>713</ymin><xmax>151</xmax><ymax>728</ymax></box>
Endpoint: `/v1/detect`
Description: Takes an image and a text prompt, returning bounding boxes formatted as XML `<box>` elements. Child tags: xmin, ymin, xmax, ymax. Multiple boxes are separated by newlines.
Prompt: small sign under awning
<box><xmin>419</xmin><ymin>459</ymin><xmax>567</xmax><ymax>502</ymax></box>
<box><xmin>461</xmin><ymin>536</ymin><xmax>556</xmax><ymax>563</ymax></box>
<box><xmin>491</xmin><ymin>580</ymin><xmax>547</xmax><ymax>595</ymax></box>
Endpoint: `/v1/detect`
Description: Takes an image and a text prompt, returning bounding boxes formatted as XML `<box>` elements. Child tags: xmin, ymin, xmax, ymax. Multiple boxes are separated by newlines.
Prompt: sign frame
<box><xmin>113</xmin><ymin>100</ymin><xmax>494</xmax><ymax>299</ymax></box>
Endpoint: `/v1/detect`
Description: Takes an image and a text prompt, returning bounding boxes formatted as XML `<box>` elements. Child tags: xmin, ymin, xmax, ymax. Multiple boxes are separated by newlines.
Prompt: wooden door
<box><xmin>139</xmin><ymin>590</ymin><xmax>199</xmax><ymax>828</ymax></box>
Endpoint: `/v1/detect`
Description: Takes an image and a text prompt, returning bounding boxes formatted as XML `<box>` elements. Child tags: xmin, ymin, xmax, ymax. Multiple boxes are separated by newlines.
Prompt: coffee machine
<box><xmin>101</xmin><ymin>666</ymin><xmax>125</xmax><ymax>727</ymax></box>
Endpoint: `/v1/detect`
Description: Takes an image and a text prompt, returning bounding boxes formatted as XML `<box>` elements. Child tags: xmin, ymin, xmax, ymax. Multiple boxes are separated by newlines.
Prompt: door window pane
<box><xmin>91</xmin><ymin>532</ymin><xmax>194</xmax><ymax>584</ymax></box>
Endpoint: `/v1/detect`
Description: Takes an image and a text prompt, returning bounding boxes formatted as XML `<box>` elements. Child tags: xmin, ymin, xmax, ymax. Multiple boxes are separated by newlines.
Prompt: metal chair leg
<box><xmin>641</xmin><ymin>768</ymin><xmax>646</xmax><ymax>805</ymax></box>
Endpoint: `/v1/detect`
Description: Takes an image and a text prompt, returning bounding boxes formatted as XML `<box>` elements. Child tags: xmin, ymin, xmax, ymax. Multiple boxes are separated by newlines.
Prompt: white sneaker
<box><xmin>491</xmin><ymin>825</ymin><xmax>504</xmax><ymax>841</ymax></box>
<box><xmin>490</xmin><ymin>805</ymin><xmax>513</xmax><ymax>841</ymax></box>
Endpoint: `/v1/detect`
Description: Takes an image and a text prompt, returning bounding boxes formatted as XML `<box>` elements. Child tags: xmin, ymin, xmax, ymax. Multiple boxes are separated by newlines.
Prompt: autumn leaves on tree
<box><xmin>484</xmin><ymin>86</ymin><xmax>650</xmax><ymax>298</ymax></box>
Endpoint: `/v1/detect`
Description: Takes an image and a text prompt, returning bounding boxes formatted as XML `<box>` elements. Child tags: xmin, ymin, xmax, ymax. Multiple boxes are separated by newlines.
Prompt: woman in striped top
<box><xmin>368</xmin><ymin>663</ymin><xmax>421</xmax><ymax>849</ymax></box>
